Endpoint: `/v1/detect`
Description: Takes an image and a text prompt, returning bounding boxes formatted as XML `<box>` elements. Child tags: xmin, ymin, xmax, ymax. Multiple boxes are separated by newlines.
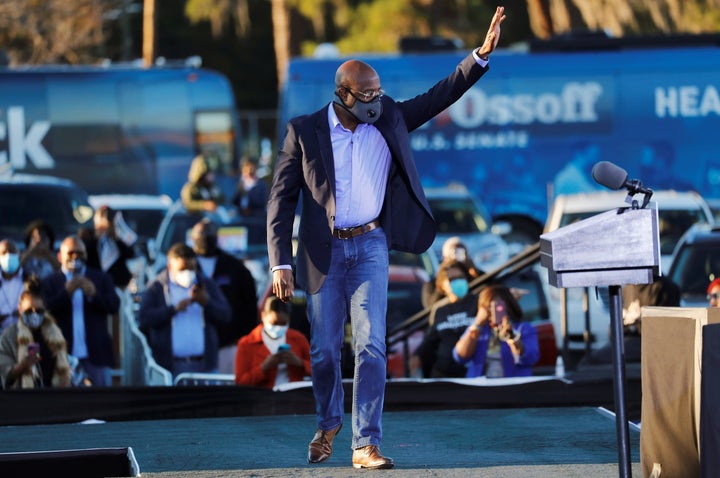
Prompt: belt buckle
<box><xmin>336</xmin><ymin>227</ymin><xmax>354</xmax><ymax>239</ymax></box>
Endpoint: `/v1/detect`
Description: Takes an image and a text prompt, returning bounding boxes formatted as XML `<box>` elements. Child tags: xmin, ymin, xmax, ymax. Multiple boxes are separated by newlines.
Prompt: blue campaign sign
<box><xmin>280</xmin><ymin>41</ymin><xmax>720</xmax><ymax>231</ymax></box>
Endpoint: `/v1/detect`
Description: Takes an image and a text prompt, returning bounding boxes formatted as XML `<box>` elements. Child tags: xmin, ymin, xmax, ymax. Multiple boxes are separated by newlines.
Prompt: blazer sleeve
<box><xmin>86</xmin><ymin>270</ymin><xmax>120</xmax><ymax>315</ymax></box>
<box><xmin>200</xmin><ymin>276</ymin><xmax>231</xmax><ymax>326</ymax></box>
<box><xmin>515</xmin><ymin>322</ymin><xmax>540</xmax><ymax>368</ymax></box>
<box><xmin>138</xmin><ymin>281</ymin><xmax>174</xmax><ymax>330</ymax></box>
<box><xmin>398</xmin><ymin>53</ymin><xmax>488</xmax><ymax>133</ymax></box>
<box><xmin>267</xmin><ymin>120</ymin><xmax>306</xmax><ymax>269</ymax></box>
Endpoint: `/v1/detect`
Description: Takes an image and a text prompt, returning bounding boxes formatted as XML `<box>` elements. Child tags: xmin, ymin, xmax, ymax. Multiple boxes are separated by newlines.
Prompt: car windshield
<box><xmin>669</xmin><ymin>242</ymin><xmax>720</xmax><ymax>295</ymax></box>
<box><xmin>0</xmin><ymin>186</ymin><xmax>93</xmax><ymax>242</ymax></box>
<box><xmin>428</xmin><ymin>197</ymin><xmax>489</xmax><ymax>234</ymax></box>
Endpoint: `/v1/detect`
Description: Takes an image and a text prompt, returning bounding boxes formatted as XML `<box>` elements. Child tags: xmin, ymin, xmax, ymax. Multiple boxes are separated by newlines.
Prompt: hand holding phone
<box><xmin>491</xmin><ymin>299</ymin><xmax>507</xmax><ymax>327</ymax></box>
<box><xmin>277</xmin><ymin>343</ymin><xmax>291</xmax><ymax>353</ymax></box>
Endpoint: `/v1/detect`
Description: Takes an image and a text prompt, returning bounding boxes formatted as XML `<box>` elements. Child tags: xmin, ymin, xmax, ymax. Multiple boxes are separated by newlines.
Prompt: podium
<box><xmin>540</xmin><ymin>205</ymin><xmax>660</xmax><ymax>478</ymax></box>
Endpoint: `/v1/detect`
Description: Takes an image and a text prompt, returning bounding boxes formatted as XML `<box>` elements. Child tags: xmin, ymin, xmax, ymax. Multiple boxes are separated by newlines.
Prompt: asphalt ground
<box><xmin>0</xmin><ymin>407</ymin><xmax>641</xmax><ymax>477</ymax></box>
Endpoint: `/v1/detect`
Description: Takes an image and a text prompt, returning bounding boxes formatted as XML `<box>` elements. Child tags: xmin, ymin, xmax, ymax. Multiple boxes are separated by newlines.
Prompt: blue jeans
<box><xmin>80</xmin><ymin>359</ymin><xmax>111</xmax><ymax>387</ymax></box>
<box><xmin>307</xmin><ymin>227</ymin><xmax>389</xmax><ymax>450</ymax></box>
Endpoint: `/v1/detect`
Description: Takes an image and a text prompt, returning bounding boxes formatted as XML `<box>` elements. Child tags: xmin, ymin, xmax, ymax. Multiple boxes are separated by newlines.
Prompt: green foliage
<box><xmin>334</xmin><ymin>0</ymin><xmax>430</xmax><ymax>53</ymax></box>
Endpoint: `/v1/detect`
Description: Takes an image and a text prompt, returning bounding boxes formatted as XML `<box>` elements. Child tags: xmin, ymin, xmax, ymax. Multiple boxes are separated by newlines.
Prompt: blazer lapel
<box><xmin>314</xmin><ymin>106</ymin><xmax>337</xmax><ymax>202</ymax></box>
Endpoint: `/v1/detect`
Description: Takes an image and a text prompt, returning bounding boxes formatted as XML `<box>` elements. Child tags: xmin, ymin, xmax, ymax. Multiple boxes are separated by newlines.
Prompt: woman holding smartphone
<box><xmin>234</xmin><ymin>296</ymin><xmax>311</xmax><ymax>389</ymax></box>
<box><xmin>0</xmin><ymin>278</ymin><xmax>71</xmax><ymax>389</ymax></box>
<box><xmin>453</xmin><ymin>284</ymin><xmax>539</xmax><ymax>378</ymax></box>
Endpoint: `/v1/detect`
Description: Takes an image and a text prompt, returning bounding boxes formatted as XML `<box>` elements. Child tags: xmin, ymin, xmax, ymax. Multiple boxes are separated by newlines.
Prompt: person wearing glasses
<box><xmin>707</xmin><ymin>278</ymin><xmax>720</xmax><ymax>307</ymax></box>
<box><xmin>0</xmin><ymin>277</ymin><xmax>72</xmax><ymax>389</ymax></box>
<box><xmin>267</xmin><ymin>6</ymin><xmax>506</xmax><ymax>470</ymax></box>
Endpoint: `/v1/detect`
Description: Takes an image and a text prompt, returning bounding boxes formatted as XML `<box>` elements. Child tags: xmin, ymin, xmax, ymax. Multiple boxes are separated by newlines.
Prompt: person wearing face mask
<box><xmin>0</xmin><ymin>278</ymin><xmax>72</xmax><ymax>389</ymax></box>
<box><xmin>234</xmin><ymin>296</ymin><xmax>311</xmax><ymax>388</ymax></box>
<box><xmin>453</xmin><ymin>284</ymin><xmax>539</xmax><ymax>378</ymax></box>
<box><xmin>189</xmin><ymin>219</ymin><xmax>257</xmax><ymax>374</ymax></box>
<box><xmin>41</xmin><ymin>236</ymin><xmax>120</xmax><ymax>387</ymax></box>
<box><xmin>0</xmin><ymin>239</ymin><xmax>28</xmax><ymax>334</ymax></box>
<box><xmin>421</xmin><ymin>236</ymin><xmax>484</xmax><ymax>309</ymax></box>
<box><xmin>138</xmin><ymin>243</ymin><xmax>231</xmax><ymax>377</ymax></box>
<box><xmin>409</xmin><ymin>261</ymin><xmax>477</xmax><ymax>378</ymax></box>
<box><xmin>267</xmin><ymin>8</ymin><xmax>506</xmax><ymax>469</ymax></box>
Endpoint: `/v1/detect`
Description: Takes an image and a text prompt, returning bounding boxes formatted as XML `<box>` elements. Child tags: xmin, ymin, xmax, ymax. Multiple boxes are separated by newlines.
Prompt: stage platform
<box><xmin>0</xmin><ymin>407</ymin><xmax>640</xmax><ymax>477</ymax></box>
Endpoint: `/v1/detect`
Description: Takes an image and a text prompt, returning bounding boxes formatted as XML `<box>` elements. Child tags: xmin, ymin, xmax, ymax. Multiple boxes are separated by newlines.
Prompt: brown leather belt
<box><xmin>333</xmin><ymin>219</ymin><xmax>380</xmax><ymax>240</ymax></box>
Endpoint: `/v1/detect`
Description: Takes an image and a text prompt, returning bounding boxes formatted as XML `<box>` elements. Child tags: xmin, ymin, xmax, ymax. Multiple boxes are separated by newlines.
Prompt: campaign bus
<box><xmin>279</xmin><ymin>35</ymin><xmax>720</xmax><ymax>242</ymax></box>
<box><xmin>0</xmin><ymin>60</ymin><xmax>241</xmax><ymax>198</ymax></box>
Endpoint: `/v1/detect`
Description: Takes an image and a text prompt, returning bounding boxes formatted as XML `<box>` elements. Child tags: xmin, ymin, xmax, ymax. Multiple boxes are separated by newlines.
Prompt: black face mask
<box><xmin>333</xmin><ymin>92</ymin><xmax>382</xmax><ymax>124</ymax></box>
<box><xmin>194</xmin><ymin>234</ymin><xmax>219</xmax><ymax>256</ymax></box>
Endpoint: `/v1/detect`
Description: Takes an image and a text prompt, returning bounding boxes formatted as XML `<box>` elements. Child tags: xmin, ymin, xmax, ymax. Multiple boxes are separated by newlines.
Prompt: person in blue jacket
<box><xmin>453</xmin><ymin>284</ymin><xmax>539</xmax><ymax>377</ymax></box>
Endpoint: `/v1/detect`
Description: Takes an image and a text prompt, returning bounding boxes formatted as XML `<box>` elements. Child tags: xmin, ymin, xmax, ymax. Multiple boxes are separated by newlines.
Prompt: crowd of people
<box><xmin>0</xmin><ymin>140</ymin><xmax>705</xmax><ymax>397</ymax></box>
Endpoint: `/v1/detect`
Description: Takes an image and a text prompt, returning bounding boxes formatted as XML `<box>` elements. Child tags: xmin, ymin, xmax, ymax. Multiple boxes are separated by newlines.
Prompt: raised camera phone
<box><xmin>28</xmin><ymin>342</ymin><xmax>40</xmax><ymax>356</ymax></box>
<box><xmin>491</xmin><ymin>299</ymin><xmax>507</xmax><ymax>327</ymax></box>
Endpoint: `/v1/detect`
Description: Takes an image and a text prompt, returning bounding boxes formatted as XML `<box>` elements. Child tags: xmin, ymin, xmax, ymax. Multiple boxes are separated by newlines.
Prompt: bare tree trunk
<box><xmin>271</xmin><ymin>0</ymin><xmax>290</xmax><ymax>90</ymax></box>
<box><xmin>527</xmin><ymin>0</ymin><xmax>554</xmax><ymax>38</ymax></box>
<box><xmin>142</xmin><ymin>0</ymin><xmax>156</xmax><ymax>67</ymax></box>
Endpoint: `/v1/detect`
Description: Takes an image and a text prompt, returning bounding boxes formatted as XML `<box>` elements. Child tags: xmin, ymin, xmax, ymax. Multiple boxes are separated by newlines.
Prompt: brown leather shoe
<box><xmin>307</xmin><ymin>424</ymin><xmax>342</xmax><ymax>463</ymax></box>
<box><xmin>352</xmin><ymin>445</ymin><xmax>394</xmax><ymax>469</ymax></box>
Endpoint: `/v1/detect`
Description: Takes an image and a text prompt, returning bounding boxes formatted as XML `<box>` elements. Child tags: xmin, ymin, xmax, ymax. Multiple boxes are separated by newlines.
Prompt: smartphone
<box><xmin>28</xmin><ymin>342</ymin><xmax>40</xmax><ymax>356</ymax></box>
<box><xmin>454</xmin><ymin>247</ymin><xmax>466</xmax><ymax>262</ymax></box>
<box><xmin>277</xmin><ymin>343</ymin><xmax>291</xmax><ymax>352</ymax></box>
<box><xmin>491</xmin><ymin>299</ymin><xmax>508</xmax><ymax>327</ymax></box>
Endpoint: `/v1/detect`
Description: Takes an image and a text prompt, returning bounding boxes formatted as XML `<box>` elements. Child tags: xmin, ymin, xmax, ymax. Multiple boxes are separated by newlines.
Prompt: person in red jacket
<box><xmin>234</xmin><ymin>296</ymin><xmax>311</xmax><ymax>388</ymax></box>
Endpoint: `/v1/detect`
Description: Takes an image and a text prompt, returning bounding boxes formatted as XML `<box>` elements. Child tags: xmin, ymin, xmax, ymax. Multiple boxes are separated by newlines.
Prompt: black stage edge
<box><xmin>0</xmin><ymin>370</ymin><xmax>640</xmax><ymax>427</ymax></box>
<box><xmin>0</xmin><ymin>447</ymin><xmax>139</xmax><ymax>478</ymax></box>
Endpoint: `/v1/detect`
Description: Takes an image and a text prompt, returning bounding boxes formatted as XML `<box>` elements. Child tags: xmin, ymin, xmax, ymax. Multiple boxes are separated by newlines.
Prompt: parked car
<box><xmin>0</xmin><ymin>173</ymin><xmax>94</xmax><ymax>248</ymax></box>
<box><xmin>149</xmin><ymin>200</ymin><xmax>269</xmax><ymax>296</ymax></box>
<box><xmin>424</xmin><ymin>184</ymin><xmax>511</xmax><ymax>272</ymax></box>
<box><xmin>667</xmin><ymin>223</ymin><xmax>720</xmax><ymax>307</ymax></box>
<box><xmin>543</xmin><ymin>189</ymin><xmax>714</xmax><ymax>356</ymax></box>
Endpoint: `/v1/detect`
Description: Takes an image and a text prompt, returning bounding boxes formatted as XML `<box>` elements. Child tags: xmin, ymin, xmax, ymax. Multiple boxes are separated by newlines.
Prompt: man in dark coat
<box><xmin>41</xmin><ymin>235</ymin><xmax>120</xmax><ymax>386</ymax></box>
<box><xmin>190</xmin><ymin>218</ymin><xmax>258</xmax><ymax>373</ymax></box>
<box><xmin>266</xmin><ymin>6</ymin><xmax>506</xmax><ymax>469</ymax></box>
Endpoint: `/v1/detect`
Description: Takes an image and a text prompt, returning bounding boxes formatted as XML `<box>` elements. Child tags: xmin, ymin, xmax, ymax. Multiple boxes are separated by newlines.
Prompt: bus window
<box><xmin>195</xmin><ymin>111</ymin><xmax>234</xmax><ymax>174</ymax></box>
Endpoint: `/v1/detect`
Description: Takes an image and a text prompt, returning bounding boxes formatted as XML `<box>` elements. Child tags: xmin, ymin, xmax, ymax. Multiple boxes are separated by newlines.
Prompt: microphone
<box><xmin>591</xmin><ymin>161</ymin><xmax>653</xmax><ymax>196</ymax></box>
<box><xmin>591</xmin><ymin>161</ymin><xmax>653</xmax><ymax>208</ymax></box>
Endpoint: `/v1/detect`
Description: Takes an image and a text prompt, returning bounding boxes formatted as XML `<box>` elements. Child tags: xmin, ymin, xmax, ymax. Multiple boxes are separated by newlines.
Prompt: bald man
<box><xmin>267</xmin><ymin>6</ymin><xmax>506</xmax><ymax>469</ymax></box>
<box><xmin>41</xmin><ymin>235</ymin><xmax>119</xmax><ymax>386</ymax></box>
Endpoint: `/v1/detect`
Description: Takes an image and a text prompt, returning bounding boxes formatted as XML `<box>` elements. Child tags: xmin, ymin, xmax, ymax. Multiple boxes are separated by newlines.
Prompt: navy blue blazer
<box><xmin>267</xmin><ymin>52</ymin><xmax>489</xmax><ymax>294</ymax></box>
<box><xmin>41</xmin><ymin>268</ymin><xmax>120</xmax><ymax>367</ymax></box>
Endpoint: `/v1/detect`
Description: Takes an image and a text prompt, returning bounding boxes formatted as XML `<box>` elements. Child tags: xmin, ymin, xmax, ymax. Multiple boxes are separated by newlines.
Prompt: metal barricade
<box><xmin>119</xmin><ymin>292</ymin><xmax>172</xmax><ymax>386</ymax></box>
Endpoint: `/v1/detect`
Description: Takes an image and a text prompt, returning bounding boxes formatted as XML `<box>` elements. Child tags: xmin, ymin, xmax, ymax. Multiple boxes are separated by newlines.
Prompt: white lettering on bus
<box><xmin>655</xmin><ymin>86</ymin><xmax>720</xmax><ymax>118</ymax></box>
<box><xmin>448</xmin><ymin>82</ymin><xmax>603</xmax><ymax>128</ymax></box>
<box><xmin>0</xmin><ymin>106</ymin><xmax>54</xmax><ymax>169</ymax></box>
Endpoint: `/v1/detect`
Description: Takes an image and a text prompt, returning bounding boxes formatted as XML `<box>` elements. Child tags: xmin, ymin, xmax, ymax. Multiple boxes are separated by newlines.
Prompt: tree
<box><xmin>526</xmin><ymin>0</ymin><xmax>720</xmax><ymax>39</ymax></box>
<box><xmin>0</xmin><ymin>0</ymin><xmax>120</xmax><ymax>64</ymax></box>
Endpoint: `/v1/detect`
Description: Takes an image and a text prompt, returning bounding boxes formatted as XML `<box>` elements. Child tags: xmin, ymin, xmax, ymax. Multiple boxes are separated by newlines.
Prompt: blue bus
<box><xmin>0</xmin><ymin>61</ymin><xmax>241</xmax><ymax>198</ymax></box>
<box><xmin>279</xmin><ymin>37</ymin><xmax>720</xmax><ymax>242</ymax></box>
